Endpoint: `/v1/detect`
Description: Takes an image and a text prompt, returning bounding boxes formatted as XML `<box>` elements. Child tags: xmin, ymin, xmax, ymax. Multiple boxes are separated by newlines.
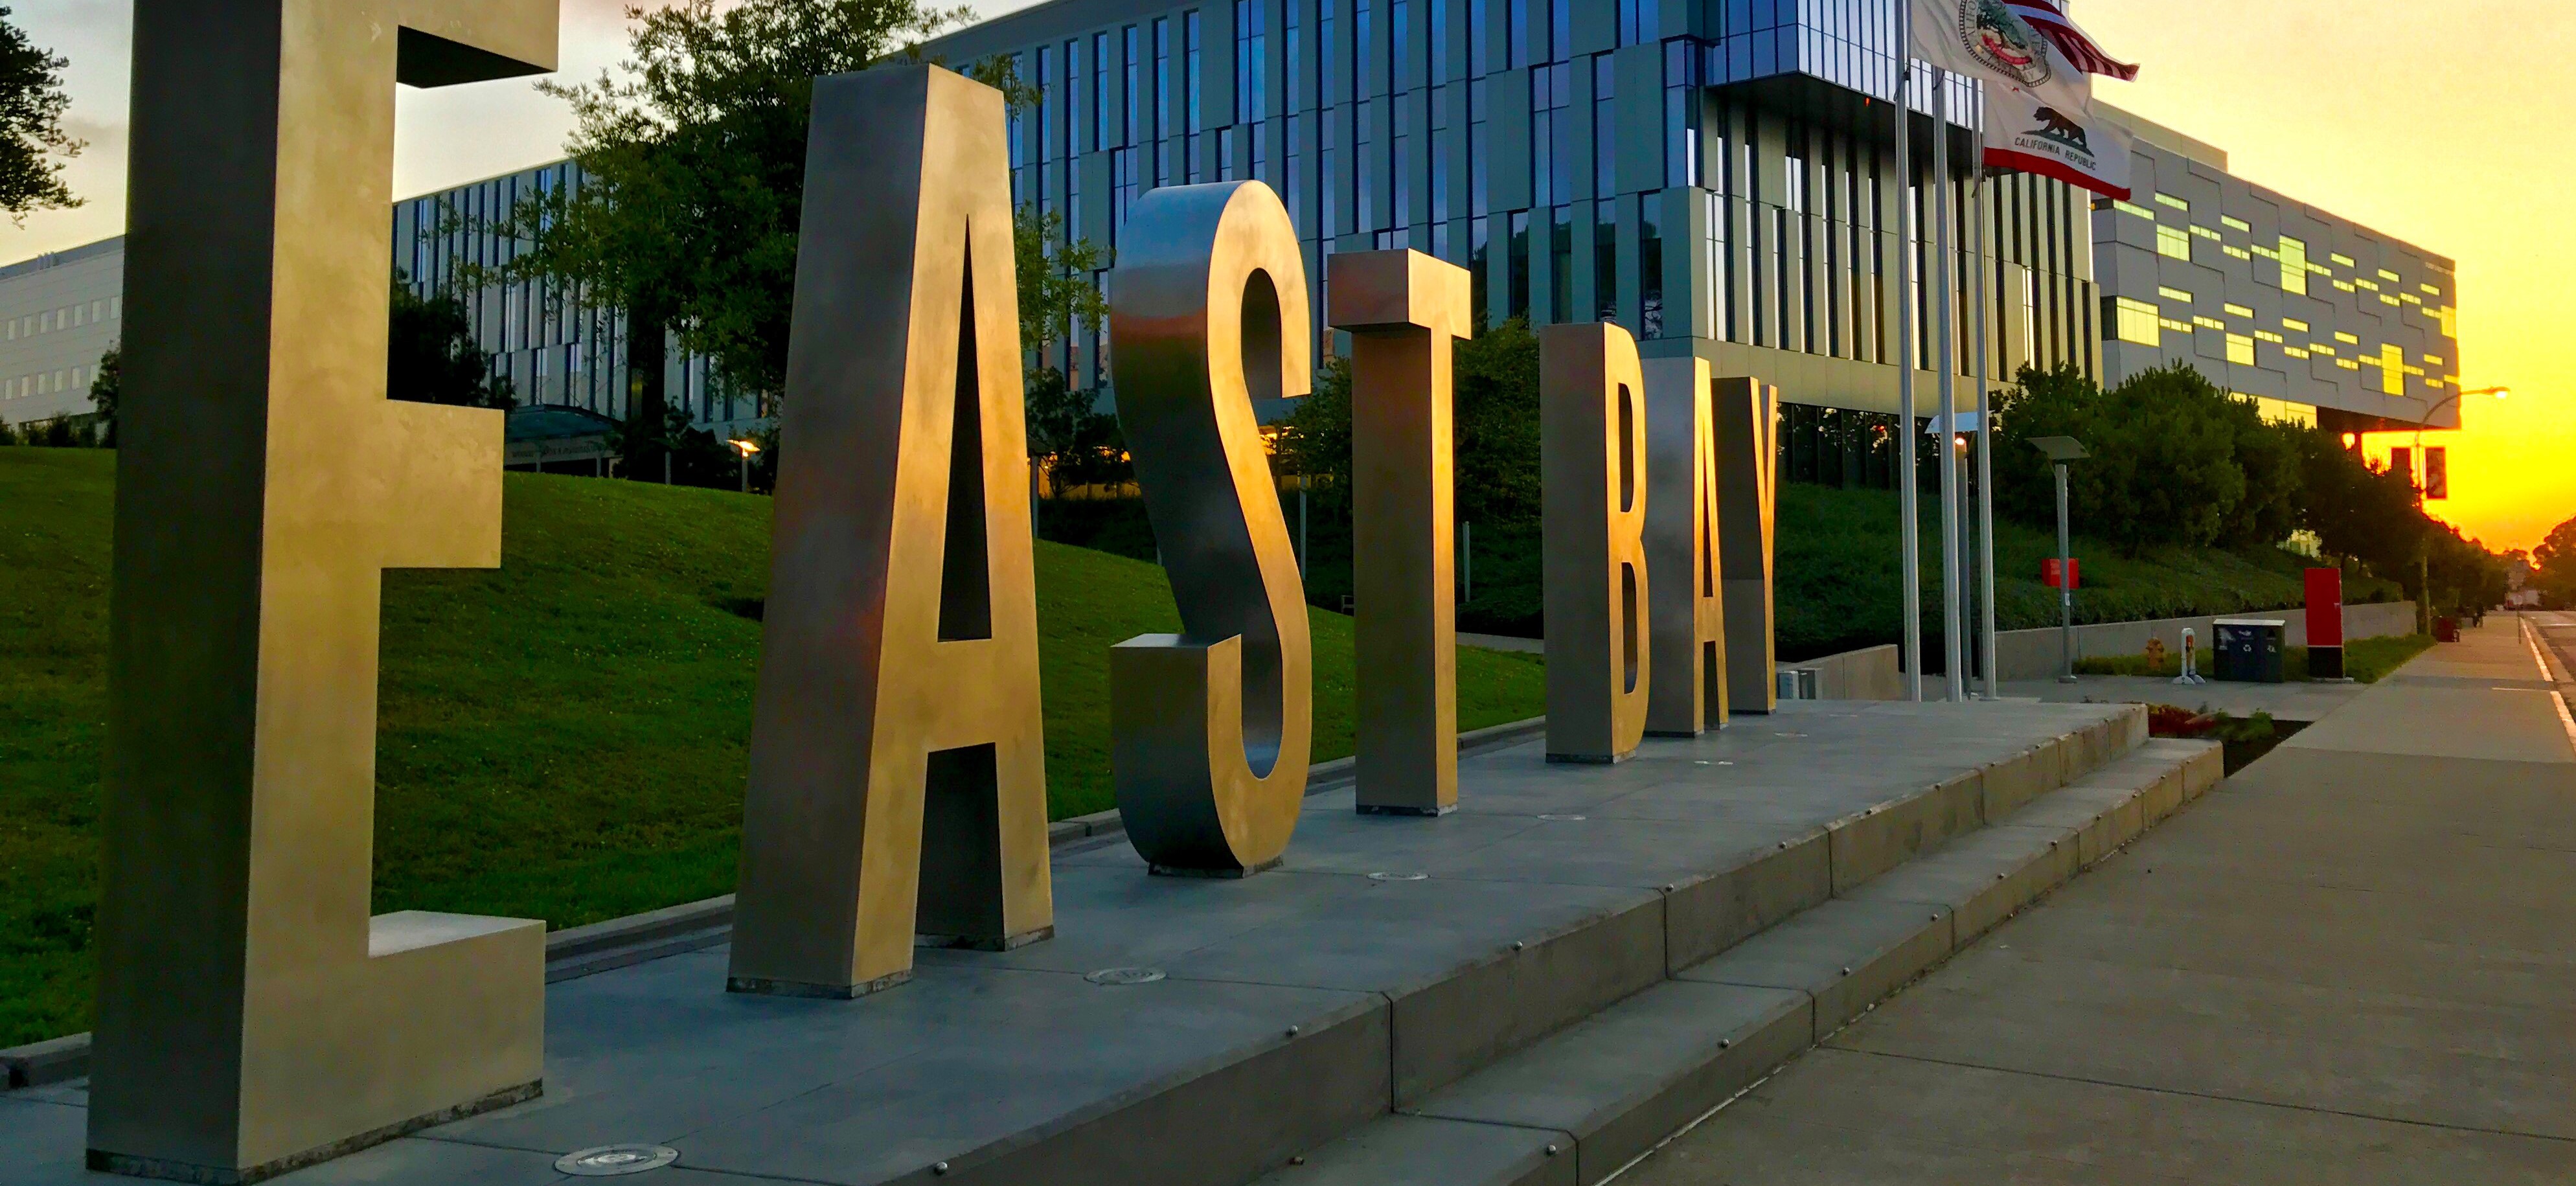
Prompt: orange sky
<box><xmin>6</xmin><ymin>1</ymin><xmax>2569</xmax><ymax>548</ymax></box>
<box><xmin>2082</xmin><ymin>1</ymin><xmax>2576</xmax><ymax>553</ymax></box>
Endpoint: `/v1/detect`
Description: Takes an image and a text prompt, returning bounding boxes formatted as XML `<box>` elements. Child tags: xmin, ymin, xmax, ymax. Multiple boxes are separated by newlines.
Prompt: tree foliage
<box><xmin>1276</xmin><ymin>317</ymin><xmax>1543</xmax><ymax>527</ymax></box>
<box><xmin>1024</xmin><ymin>365</ymin><xmax>1127</xmax><ymax>494</ymax></box>
<box><xmin>480</xmin><ymin>0</ymin><xmax>1106</xmax><ymax>416</ymax></box>
<box><xmin>0</xmin><ymin>7</ymin><xmax>78</xmax><ymax>218</ymax></box>
<box><xmin>388</xmin><ymin>283</ymin><xmax>516</xmax><ymax>409</ymax></box>
<box><xmin>2531</xmin><ymin>515</ymin><xmax>2576</xmax><ymax>609</ymax></box>
<box><xmin>85</xmin><ymin>343</ymin><xmax>116</xmax><ymax>446</ymax></box>
<box><xmin>1990</xmin><ymin>362</ymin><xmax>2301</xmax><ymax>555</ymax></box>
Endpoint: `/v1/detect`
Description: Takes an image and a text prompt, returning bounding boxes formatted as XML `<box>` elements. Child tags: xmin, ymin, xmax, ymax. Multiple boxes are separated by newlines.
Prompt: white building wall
<box><xmin>0</xmin><ymin>238</ymin><xmax>125</xmax><ymax>426</ymax></box>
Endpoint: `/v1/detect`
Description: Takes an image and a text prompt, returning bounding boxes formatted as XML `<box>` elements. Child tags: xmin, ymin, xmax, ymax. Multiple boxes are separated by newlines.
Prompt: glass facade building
<box><xmin>936</xmin><ymin>0</ymin><xmax>2103</xmax><ymax>439</ymax></box>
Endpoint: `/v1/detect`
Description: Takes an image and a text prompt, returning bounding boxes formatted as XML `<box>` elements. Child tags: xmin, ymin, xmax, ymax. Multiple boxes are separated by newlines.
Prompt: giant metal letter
<box><xmin>1541</xmin><ymin>323</ymin><xmax>1651</xmax><ymax>762</ymax></box>
<box><xmin>1643</xmin><ymin>357</ymin><xmax>1727</xmax><ymax>735</ymax></box>
<box><xmin>1109</xmin><ymin>181</ymin><xmax>1315</xmax><ymax>874</ymax></box>
<box><xmin>729</xmin><ymin>67</ymin><xmax>1053</xmax><ymax>999</ymax></box>
<box><xmin>93</xmin><ymin>2</ymin><xmax>557</xmax><ymax>1179</ymax></box>
<box><xmin>1716</xmin><ymin>378</ymin><xmax>1780</xmax><ymax>712</ymax></box>
<box><xmin>1329</xmin><ymin>250</ymin><xmax>1472</xmax><ymax>815</ymax></box>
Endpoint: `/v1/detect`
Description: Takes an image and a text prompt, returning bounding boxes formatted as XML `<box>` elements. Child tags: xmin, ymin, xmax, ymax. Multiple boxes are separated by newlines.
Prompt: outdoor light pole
<box><xmin>2406</xmin><ymin>385</ymin><xmax>2508</xmax><ymax>634</ymax></box>
<box><xmin>2030</xmin><ymin>437</ymin><xmax>2088</xmax><ymax>683</ymax></box>
<box><xmin>729</xmin><ymin>438</ymin><xmax>761</xmax><ymax>493</ymax></box>
<box><xmin>1893</xmin><ymin>0</ymin><xmax>1922</xmax><ymax>701</ymax></box>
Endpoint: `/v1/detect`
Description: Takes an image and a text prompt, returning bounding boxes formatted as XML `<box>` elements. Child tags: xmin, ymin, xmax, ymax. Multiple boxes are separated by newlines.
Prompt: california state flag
<box><xmin>1911</xmin><ymin>0</ymin><xmax>2136</xmax><ymax>200</ymax></box>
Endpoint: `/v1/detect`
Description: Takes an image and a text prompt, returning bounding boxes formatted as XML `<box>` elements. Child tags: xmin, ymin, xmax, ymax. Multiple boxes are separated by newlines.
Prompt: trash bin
<box><xmin>2434</xmin><ymin>616</ymin><xmax>2459</xmax><ymax>643</ymax></box>
<box><xmin>2211</xmin><ymin>618</ymin><xmax>2286</xmax><ymax>683</ymax></box>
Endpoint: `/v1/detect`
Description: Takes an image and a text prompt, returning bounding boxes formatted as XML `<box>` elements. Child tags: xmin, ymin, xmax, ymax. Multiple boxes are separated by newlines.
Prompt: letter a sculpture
<box><xmin>1642</xmin><ymin>358</ymin><xmax>1727</xmax><ymax>736</ymax></box>
<box><xmin>729</xmin><ymin>65</ymin><xmax>1054</xmax><ymax>999</ymax></box>
<box><xmin>1108</xmin><ymin>181</ymin><xmax>1316</xmax><ymax>876</ymax></box>
<box><xmin>91</xmin><ymin>3</ymin><xmax>557</xmax><ymax>1179</ymax></box>
<box><xmin>1329</xmin><ymin>250</ymin><xmax>1473</xmax><ymax>815</ymax></box>
<box><xmin>1541</xmin><ymin>323</ymin><xmax>1652</xmax><ymax>763</ymax></box>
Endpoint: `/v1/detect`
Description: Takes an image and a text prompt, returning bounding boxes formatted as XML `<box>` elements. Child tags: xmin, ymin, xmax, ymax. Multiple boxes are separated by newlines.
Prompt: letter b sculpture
<box><xmin>1108</xmin><ymin>182</ymin><xmax>1316</xmax><ymax>876</ymax></box>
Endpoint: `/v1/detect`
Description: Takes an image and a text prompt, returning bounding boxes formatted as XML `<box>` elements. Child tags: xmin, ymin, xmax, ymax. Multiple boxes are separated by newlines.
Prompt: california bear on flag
<box><xmin>1910</xmin><ymin>0</ymin><xmax>2139</xmax><ymax>200</ymax></box>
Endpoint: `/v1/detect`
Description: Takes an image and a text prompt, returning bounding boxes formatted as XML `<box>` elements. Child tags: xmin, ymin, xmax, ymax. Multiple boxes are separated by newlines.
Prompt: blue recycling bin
<box><xmin>2212</xmin><ymin>618</ymin><xmax>2286</xmax><ymax>683</ymax></box>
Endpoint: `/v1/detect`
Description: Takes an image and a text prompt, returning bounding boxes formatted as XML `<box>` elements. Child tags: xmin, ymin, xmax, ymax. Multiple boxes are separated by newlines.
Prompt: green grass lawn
<box><xmin>0</xmin><ymin>448</ymin><xmax>1545</xmax><ymax>1047</ymax></box>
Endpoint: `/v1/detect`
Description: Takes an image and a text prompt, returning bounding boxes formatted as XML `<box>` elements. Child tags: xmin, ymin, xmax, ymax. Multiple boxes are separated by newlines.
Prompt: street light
<box><xmin>729</xmin><ymin>437</ymin><xmax>762</xmax><ymax>494</ymax></box>
<box><xmin>2029</xmin><ymin>435</ymin><xmax>2088</xmax><ymax>683</ymax></box>
<box><xmin>2408</xmin><ymin>385</ymin><xmax>2509</xmax><ymax>634</ymax></box>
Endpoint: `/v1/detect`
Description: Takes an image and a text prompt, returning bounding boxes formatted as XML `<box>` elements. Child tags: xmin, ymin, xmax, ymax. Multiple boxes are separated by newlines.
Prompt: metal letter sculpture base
<box><xmin>1642</xmin><ymin>357</ymin><xmax>1727</xmax><ymax>736</ymax></box>
<box><xmin>90</xmin><ymin>3</ymin><xmax>558</xmax><ymax>1180</ymax></box>
<box><xmin>1541</xmin><ymin>323</ymin><xmax>1652</xmax><ymax>764</ymax></box>
<box><xmin>1108</xmin><ymin>181</ymin><xmax>1316</xmax><ymax>875</ymax></box>
<box><xmin>1329</xmin><ymin>250</ymin><xmax>1472</xmax><ymax>815</ymax></box>
<box><xmin>1716</xmin><ymin>378</ymin><xmax>1780</xmax><ymax>714</ymax></box>
<box><xmin>728</xmin><ymin>66</ymin><xmax>1054</xmax><ymax>1000</ymax></box>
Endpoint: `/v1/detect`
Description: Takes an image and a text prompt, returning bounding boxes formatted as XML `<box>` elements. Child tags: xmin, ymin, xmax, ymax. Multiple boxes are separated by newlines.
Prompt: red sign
<box><xmin>2042</xmin><ymin>558</ymin><xmax>2080</xmax><ymax>589</ymax></box>
<box><xmin>2305</xmin><ymin>567</ymin><xmax>2344</xmax><ymax>648</ymax></box>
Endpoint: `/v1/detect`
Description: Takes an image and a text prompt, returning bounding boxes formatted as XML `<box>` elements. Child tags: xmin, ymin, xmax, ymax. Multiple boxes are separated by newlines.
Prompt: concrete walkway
<box><xmin>1618</xmin><ymin>617</ymin><xmax>2576</xmax><ymax>1185</ymax></box>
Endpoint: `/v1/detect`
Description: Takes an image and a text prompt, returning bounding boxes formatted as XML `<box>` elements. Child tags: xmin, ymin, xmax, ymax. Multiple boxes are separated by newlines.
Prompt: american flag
<box><xmin>2005</xmin><ymin>0</ymin><xmax>2140</xmax><ymax>82</ymax></box>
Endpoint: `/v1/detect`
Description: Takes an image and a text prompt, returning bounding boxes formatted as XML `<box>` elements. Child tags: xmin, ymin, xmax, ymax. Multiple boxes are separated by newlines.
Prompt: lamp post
<box><xmin>2029</xmin><ymin>436</ymin><xmax>2088</xmax><ymax>683</ymax></box>
<box><xmin>2408</xmin><ymin>385</ymin><xmax>2507</xmax><ymax>635</ymax></box>
<box><xmin>729</xmin><ymin>437</ymin><xmax>762</xmax><ymax>494</ymax></box>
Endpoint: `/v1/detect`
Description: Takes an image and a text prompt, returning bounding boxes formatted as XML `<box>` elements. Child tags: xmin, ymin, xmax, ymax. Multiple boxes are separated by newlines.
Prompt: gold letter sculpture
<box><xmin>92</xmin><ymin>2</ymin><xmax>556</xmax><ymax>1179</ymax></box>
<box><xmin>1328</xmin><ymin>250</ymin><xmax>1472</xmax><ymax>815</ymax></box>
<box><xmin>1716</xmin><ymin>378</ymin><xmax>1781</xmax><ymax>713</ymax></box>
<box><xmin>1541</xmin><ymin>323</ymin><xmax>1652</xmax><ymax>763</ymax></box>
<box><xmin>1643</xmin><ymin>358</ymin><xmax>1727</xmax><ymax>736</ymax></box>
<box><xmin>728</xmin><ymin>66</ymin><xmax>1053</xmax><ymax>999</ymax></box>
<box><xmin>1108</xmin><ymin>181</ymin><xmax>1316</xmax><ymax>875</ymax></box>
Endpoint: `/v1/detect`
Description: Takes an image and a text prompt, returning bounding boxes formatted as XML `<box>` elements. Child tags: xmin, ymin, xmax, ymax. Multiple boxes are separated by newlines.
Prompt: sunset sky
<box><xmin>5</xmin><ymin>1</ymin><xmax>2568</xmax><ymax>550</ymax></box>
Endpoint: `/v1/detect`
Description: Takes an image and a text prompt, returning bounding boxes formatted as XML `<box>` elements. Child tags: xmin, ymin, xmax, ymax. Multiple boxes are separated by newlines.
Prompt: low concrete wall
<box><xmin>1788</xmin><ymin>602</ymin><xmax>2416</xmax><ymax>693</ymax></box>
<box><xmin>1992</xmin><ymin>601</ymin><xmax>2416</xmax><ymax>681</ymax></box>
<box><xmin>1786</xmin><ymin>644</ymin><xmax>1904</xmax><ymax>701</ymax></box>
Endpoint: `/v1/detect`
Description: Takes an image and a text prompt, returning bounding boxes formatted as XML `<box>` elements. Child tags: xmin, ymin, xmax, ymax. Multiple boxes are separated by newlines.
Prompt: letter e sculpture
<box><xmin>1541</xmin><ymin>323</ymin><xmax>1652</xmax><ymax>762</ymax></box>
<box><xmin>729</xmin><ymin>65</ymin><xmax>1054</xmax><ymax>999</ymax></box>
<box><xmin>1108</xmin><ymin>181</ymin><xmax>1316</xmax><ymax>875</ymax></box>
<box><xmin>92</xmin><ymin>2</ymin><xmax>558</xmax><ymax>1179</ymax></box>
<box><xmin>1328</xmin><ymin>250</ymin><xmax>1472</xmax><ymax>814</ymax></box>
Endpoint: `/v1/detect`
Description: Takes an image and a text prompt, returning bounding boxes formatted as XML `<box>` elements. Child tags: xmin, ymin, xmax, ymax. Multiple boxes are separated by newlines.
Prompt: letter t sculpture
<box><xmin>1329</xmin><ymin>251</ymin><xmax>1472</xmax><ymax>815</ymax></box>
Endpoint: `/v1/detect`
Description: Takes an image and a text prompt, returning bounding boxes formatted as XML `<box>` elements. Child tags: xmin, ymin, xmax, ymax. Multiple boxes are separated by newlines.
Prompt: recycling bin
<box><xmin>2211</xmin><ymin>618</ymin><xmax>2286</xmax><ymax>683</ymax></box>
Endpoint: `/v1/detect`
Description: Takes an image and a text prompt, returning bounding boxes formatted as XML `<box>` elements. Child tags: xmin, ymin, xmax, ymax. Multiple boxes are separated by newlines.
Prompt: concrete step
<box><xmin>3</xmin><ymin>704</ymin><xmax>2156</xmax><ymax>1185</ymax></box>
<box><xmin>1254</xmin><ymin>733</ymin><xmax>2218</xmax><ymax>1186</ymax></box>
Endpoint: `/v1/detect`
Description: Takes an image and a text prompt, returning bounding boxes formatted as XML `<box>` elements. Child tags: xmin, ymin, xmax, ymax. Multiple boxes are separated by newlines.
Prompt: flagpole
<box><xmin>1972</xmin><ymin>126</ymin><xmax>1999</xmax><ymax>701</ymax></box>
<box><xmin>1932</xmin><ymin>66</ymin><xmax>1964</xmax><ymax>702</ymax></box>
<box><xmin>1895</xmin><ymin>0</ymin><xmax>1922</xmax><ymax>703</ymax></box>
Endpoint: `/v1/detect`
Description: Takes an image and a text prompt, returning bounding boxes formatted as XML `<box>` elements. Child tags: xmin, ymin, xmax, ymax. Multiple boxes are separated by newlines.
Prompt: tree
<box><xmin>388</xmin><ymin>282</ymin><xmax>516</xmax><ymax>409</ymax></box>
<box><xmin>2534</xmin><ymin>515</ymin><xmax>2576</xmax><ymax>609</ymax></box>
<box><xmin>477</xmin><ymin>0</ymin><xmax>1106</xmax><ymax>466</ymax></box>
<box><xmin>0</xmin><ymin>7</ymin><xmax>78</xmax><ymax>219</ymax></box>
<box><xmin>1274</xmin><ymin>317</ymin><xmax>1543</xmax><ymax>528</ymax></box>
<box><xmin>87</xmin><ymin>343</ymin><xmax>117</xmax><ymax>446</ymax></box>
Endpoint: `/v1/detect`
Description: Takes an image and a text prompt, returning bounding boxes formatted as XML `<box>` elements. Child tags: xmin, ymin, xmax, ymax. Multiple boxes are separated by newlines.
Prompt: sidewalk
<box><xmin>1619</xmin><ymin>618</ymin><xmax>2576</xmax><ymax>1185</ymax></box>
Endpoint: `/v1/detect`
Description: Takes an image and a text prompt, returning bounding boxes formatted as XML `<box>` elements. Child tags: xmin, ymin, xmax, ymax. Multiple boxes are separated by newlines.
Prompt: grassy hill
<box><xmin>0</xmin><ymin>449</ymin><xmax>1544</xmax><ymax>1047</ymax></box>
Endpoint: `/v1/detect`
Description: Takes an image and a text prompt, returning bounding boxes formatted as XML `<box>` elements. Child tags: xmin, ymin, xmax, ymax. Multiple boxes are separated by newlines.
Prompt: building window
<box><xmin>1235</xmin><ymin>0</ymin><xmax>1267</xmax><ymax>124</ymax></box>
<box><xmin>1551</xmin><ymin>205</ymin><xmax>1572</xmax><ymax>322</ymax></box>
<box><xmin>1594</xmin><ymin>201</ymin><xmax>1616</xmax><ymax>322</ymax></box>
<box><xmin>2152</xmin><ymin>192</ymin><xmax>2188</xmax><ymax>212</ymax></box>
<box><xmin>2155</xmin><ymin>224</ymin><xmax>2189</xmax><ymax>260</ymax></box>
<box><xmin>2225</xmin><ymin>334</ymin><xmax>2254</xmax><ymax>365</ymax></box>
<box><xmin>1592</xmin><ymin>54</ymin><xmax>1615</xmax><ymax>199</ymax></box>
<box><xmin>2220</xmin><ymin>215</ymin><xmax>2250</xmax><ymax>232</ymax></box>
<box><xmin>1185</xmin><ymin>12</ymin><xmax>1202</xmax><ymax>180</ymax></box>
<box><xmin>2222</xmin><ymin>302</ymin><xmax>2253</xmax><ymax>319</ymax></box>
<box><xmin>1508</xmin><ymin>210</ymin><xmax>1530</xmax><ymax>317</ymax></box>
<box><xmin>2108</xmin><ymin>296</ymin><xmax>2159</xmax><ymax>346</ymax></box>
<box><xmin>2158</xmin><ymin>286</ymin><xmax>2191</xmax><ymax>304</ymax></box>
<box><xmin>1638</xmin><ymin>194</ymin><xmax>1662</xmax><ymax>337</ymax></box>
<box><xmin>2278</xmin><ymin>236</ymin><xmax>2308</xmax><ymax>295</ymax></box>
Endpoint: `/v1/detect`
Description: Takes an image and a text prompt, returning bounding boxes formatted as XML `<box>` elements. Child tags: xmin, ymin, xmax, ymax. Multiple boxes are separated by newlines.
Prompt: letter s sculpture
<box><xmin>1107</xmin><ymin>182</ymin><xmax>1316</xmax><ymax>876</ymax></box>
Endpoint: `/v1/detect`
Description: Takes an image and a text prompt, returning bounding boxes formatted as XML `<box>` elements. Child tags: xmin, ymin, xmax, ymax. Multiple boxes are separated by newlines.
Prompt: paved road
<box><xmin>1618</xmin><ymin>615</ymin><xmax>2576</xmax><ymax>1185</ymax></box>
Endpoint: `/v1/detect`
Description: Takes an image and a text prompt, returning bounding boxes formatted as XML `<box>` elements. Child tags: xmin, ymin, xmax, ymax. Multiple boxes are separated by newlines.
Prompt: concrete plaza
<box><xmin>1623</xmin><ymin>614</ymin><xmax>2576</xmax><ymax>1185</ymax></box>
